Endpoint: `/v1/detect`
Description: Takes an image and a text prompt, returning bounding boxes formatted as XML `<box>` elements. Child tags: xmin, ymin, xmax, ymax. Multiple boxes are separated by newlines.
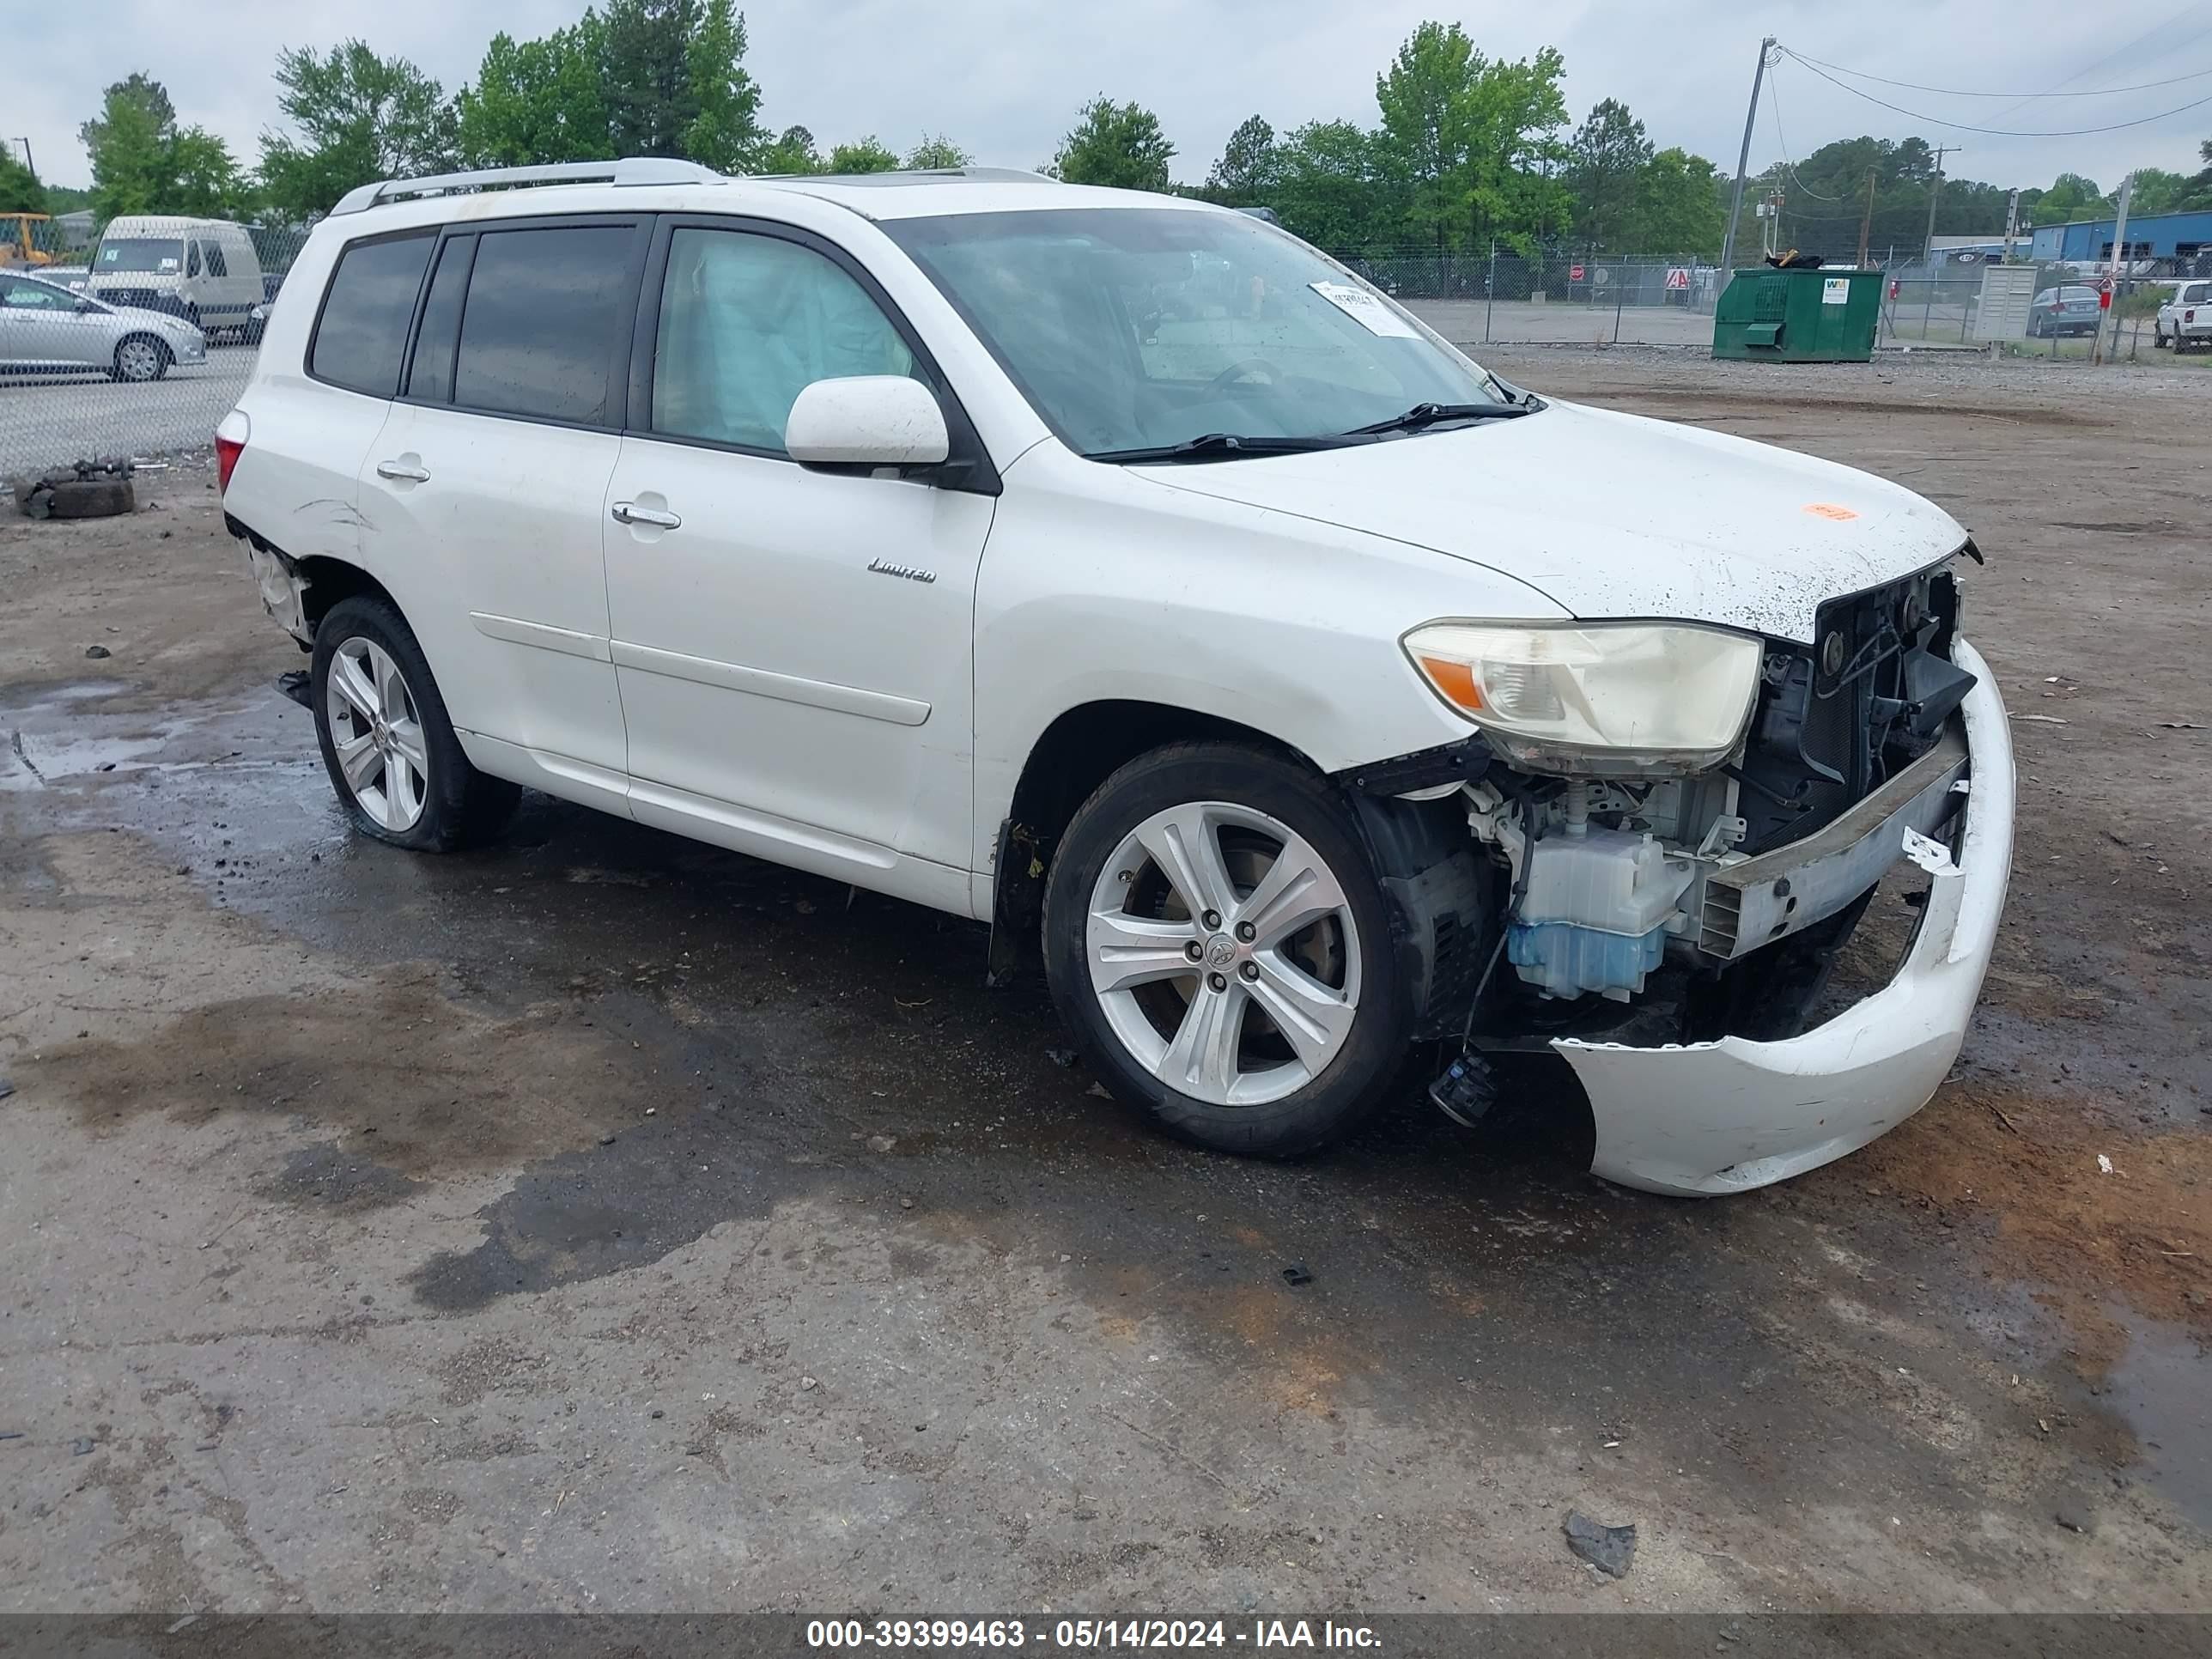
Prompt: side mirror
<box><xmin>74</xmin><ymin>297</ymin><xmax>95</xmax><ymax>313</ymax></box>
<box><xmin>786</xmin><ymin>376</ymin><xmax>950</xmax><ymax>470</ymax></box>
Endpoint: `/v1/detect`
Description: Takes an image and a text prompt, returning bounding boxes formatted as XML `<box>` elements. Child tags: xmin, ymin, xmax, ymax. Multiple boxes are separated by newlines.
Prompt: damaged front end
<box><xmin>1409</xmin><ymin>561</ymin><xmax>2015</xmax><ymax>1195</ymax></box>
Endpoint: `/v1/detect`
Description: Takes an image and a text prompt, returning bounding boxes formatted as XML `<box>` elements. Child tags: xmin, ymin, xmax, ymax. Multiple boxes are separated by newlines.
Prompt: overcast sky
<box><xmin>15</xmin><ymin>0</ymin><xmax>2212</xmax><ymax>204</ymax></box>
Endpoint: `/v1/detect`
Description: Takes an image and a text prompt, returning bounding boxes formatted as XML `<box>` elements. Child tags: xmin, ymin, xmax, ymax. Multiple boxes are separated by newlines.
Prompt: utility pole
<box><xmin>2002</xmin><ymin>188</ymin><xmax>2021</xmax><ymax>263</ymax></box>
<box><xmin>1922</xmin><ymin>145</ymin><xmax>1959</xmax><ymax>266</ymax></box>
<box><xmin>1718</xmin><ymin>36</ymin><xmax>1778</xmax><ymax>299</ymax></box>
<box><xmin>1857</xmin><ymin>169</ymin><xmax>1876</xmax><ymax>266</ymax></box>
<box><xmin>2095</xmin><ymin>171</ymin><xmax>2135</xmax><ymax>367</ymax></box>
<box><xmin>11</xmin><ymin>137</ymin><xmax>33</xmax><ymax>179</ymax></box>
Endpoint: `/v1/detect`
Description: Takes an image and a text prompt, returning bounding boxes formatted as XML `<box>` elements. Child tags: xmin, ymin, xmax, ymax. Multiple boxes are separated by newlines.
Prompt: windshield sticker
<box><xmin>159</xmin><ymin>258</ymin><xmax>179</xmax><ymax>271</ymax></box>
<box><xmin>1309</xmin><ymin>281</ymin><xmax>1420</xmax><ymax>338</ymax></box>
<box><xmin>1803</xmin><ymin>502</ymin><xmax>1859</xmax><ymax>521</ymax></box>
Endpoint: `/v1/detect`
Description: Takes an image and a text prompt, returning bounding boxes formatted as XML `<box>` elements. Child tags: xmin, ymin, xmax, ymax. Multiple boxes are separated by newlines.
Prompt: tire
<box><xmin>1042</xmin><ymin>741</ymin><xmax>1414</xmax><ymax>1158</ymax></box>
<box><xmin>310</xmin><ymin>595</ymin><xmax>520</xmax><ymax>852</ymax></box>
<box><xmin>111</xmin><ymin>335</ymin><xmax>169</xmax><ymax>383</ymax></box>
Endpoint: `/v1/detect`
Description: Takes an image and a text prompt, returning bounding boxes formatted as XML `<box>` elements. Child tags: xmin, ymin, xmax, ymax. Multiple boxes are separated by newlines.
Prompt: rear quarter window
<box><xmin>310</xmin><ymin>234</ymin><xmax>436</xmax><ymax>398</ymax></box>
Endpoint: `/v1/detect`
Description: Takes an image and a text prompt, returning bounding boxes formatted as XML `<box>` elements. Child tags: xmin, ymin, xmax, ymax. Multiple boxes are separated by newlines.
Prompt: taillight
<box><xmin>214</xmin><ymin>409</ymin><xmax>248</xmax><ymax>495</ymax></box>
<box><xmin>2190</xmin><ymin>309</ymin><xmax>2199</xmax><ymax>324</ymax></box>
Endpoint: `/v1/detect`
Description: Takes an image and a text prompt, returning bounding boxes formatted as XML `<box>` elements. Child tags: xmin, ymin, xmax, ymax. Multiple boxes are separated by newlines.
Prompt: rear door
<box><xmin>356</xmin><ymin>216</ymin><xmax>647</xmax><ymax>807</ymax></box>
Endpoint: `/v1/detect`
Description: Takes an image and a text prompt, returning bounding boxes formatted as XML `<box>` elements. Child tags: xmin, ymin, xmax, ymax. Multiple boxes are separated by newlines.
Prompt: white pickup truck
<box><xmin>2154</xmin><ymin>279</ymin><xmax>2212</xmax><ymax>350</ymax></box>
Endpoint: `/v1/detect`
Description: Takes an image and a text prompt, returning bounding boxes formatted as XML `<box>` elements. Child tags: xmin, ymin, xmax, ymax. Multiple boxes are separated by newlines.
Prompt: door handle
<box><xmin>611</xmin><ymin>501</ymin><xmax>681</xmax><ymax>530</ymax></box>
<box><xmin>375</xmin><ymin>459</ymin><xmax>429</xmax><ymax>482</ymax></box>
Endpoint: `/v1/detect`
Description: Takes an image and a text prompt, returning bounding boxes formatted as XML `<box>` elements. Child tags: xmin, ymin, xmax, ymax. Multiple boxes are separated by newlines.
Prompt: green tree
<box><xmin>1</xmin><ymin>148</ymin><xmax>48</xmax><ymax>215</ymax></box>
<box><xmin>599</xmin><ymin>0</ymin><xmax>762</xmax><ymax>168</ymax></box>
<box><xmin>1267</xmin><ymin>120</ymin><xmax>1406</xmax><ymax>252</ymax></box>
<box><xmin>258</xmin><ymin>42</ymin><xmax>457</xmax><ymax>221</ymax></box>
<box><xmin>79</xmin><ymin>73</ymin><xmax>248</xmax><ymax>222</ymax></box>
<box><xmin>1048</xmin><ymin>96</ymin><xmax>1174</xmax><ymax>191</ymax></box>
<box><xmin>2029</xmin><ymin>172</ymin><xmax>2105</xmax><ymax>228</ymax></box>
<box><xmin>757</xmin><ymin>125</ymin><xmax>824</xmax><ymax>173</ymax></box>
<box><xmin>456</xmin><ymin>17</ymin><xmax>612</xmax><ymax>167</ymax></box>
<box><xmin>904</xmin><ymin>134</ymin><xmax>971</xmax><ymax>169</ymax></box>
<box><xmin>1374</xmin><ymin>23</ymin><xmax>1565</xmax><ymax>252</ymax></box>
<box><xmin>1205</xmin><ymin>114</ymin><xmax>1278</xmax><ymax>202</ymax></box>
<box><xmin>1564</xmin><ymin>98</ymin><xmax>1650</xmax><ymax>249</ymax></box>
<box><xmin>2118</xmin><ymin>167</ymin><xmax>2188</xmax><ymax>217</ymax></box>
<box><xmin>826</xmin><ymin>137</ymin><xmax>900</xmax><ymax>173</ymax></box>
<box><xmin>683</xmin><ymin>0</ymin><xmax>764</xmax><ymax>172</ymax></box>
<box><xmin>602</xmin><ymin>0</ymin><xmax>698</xmax><ymax>155</ymax></box>
<box><xmin>1623</xmin><ymin>147</ymin><xmax>1723</xmax><ymax>257</ymax></box>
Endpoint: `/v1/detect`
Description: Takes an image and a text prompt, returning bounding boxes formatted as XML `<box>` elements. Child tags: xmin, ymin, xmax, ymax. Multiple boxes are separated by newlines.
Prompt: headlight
<box><xmin>1402</xmin><ymin>621</ymin><xmax>1762</xmax><ymax>776</ymax></box>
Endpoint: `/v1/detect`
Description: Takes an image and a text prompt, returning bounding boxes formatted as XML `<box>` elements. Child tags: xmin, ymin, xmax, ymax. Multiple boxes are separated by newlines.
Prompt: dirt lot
<box><xmin>2</xmin><ymin>348</ymin><xmax>2208</xmax><ymax>1619</ymax></box>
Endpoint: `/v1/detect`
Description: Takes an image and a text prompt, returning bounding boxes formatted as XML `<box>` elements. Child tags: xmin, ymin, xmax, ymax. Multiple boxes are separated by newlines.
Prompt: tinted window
<box><xmin>312</xmin><ymin>234</ymin><xmax>434</xmax><ymax>398</ymax></box>
<box><xmin>650</xmin><ymin>228</ymin><xmax>916</xmax><ymax>452</ymax></box>
<box><xmin>204</xmin><ymin>243</ymin><xmax>228</xmax><ymax>278</ymax></box>
<box><xmin>453</xmin><ymin>225</ymin><xmax>634</xmax><ymax>424</ymax></box>
<box><xmin>405</xmin><ymin>236</ymin><xmax>474</xmax><ymax>404</ymax></box>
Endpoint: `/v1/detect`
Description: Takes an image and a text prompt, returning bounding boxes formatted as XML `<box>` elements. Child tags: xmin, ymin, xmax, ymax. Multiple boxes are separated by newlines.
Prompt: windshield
<box><xmin>96</xmin><ymin>238</ymin><xmax>185</xmax><ymax>275</ymax></box>
<box><xmin>884</xmin><ymin>208</ymin><xmax>1509</xmax><ymax>458</ymax></box>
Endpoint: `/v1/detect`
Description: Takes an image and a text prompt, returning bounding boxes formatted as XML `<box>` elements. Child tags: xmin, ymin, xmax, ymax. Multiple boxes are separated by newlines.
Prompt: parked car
<box><xmin>2154</xmin><ymin>279</ymin><xmax>2212</xmax><ymax>350</ymax></box>
<box><xmin>2027</xmin><ymin>284</ymin><xmax>2103</xmax><ymax>337</ymax></box>
<box><xmin>216</xmin><ymin>160</ymin><xmax>2013</xmax><ymax>1198</ymax></box>
<box><xmin>87</xmin><ymin>215</ymin><xmax>264</xmax><ymax>342</ymax></box>
<box><xmin>0</xmin><ymin>270</ymin><xmax>207</xmax><ymax>380</ymax></box>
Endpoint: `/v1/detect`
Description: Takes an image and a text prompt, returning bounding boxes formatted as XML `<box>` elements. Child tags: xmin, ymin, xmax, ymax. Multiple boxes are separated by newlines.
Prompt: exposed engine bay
<box><xmin>1449</xmin><ymin>562</ymin><xmax>1978</xmax><ymax>1049</ymax></box>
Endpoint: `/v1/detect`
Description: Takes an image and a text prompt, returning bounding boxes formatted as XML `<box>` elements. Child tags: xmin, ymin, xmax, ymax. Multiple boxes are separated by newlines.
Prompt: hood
<box><xmin>1134</xmin><ymin>400</ymin><xmax>1968</xmax><ymax>642</ymax></box>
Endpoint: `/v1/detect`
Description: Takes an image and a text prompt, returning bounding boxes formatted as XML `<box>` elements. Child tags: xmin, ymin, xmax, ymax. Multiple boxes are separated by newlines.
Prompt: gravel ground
<box><xmin>0</xmin><ymin>354</ymin><xmax>2207</xmax><ymax>1622</ymax></box>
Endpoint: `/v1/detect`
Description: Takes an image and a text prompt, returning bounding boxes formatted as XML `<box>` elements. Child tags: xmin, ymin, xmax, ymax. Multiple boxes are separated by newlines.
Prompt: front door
<box><xmin>0</xmin><ymin>275</ymin><xmax>96</xmax><ymax>368</ymax></box>
<box><xmin>603</xmin><ymin>220</ymin><xmax>994</xmax><ymax>902</ymax></box>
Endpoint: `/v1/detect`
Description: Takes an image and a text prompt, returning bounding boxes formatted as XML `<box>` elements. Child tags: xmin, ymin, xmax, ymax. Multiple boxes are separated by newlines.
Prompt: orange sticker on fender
<box><xmin>1804</xmin><ymin>503</ymin><xmax>1859</xmax><ymax>520</ymax></box>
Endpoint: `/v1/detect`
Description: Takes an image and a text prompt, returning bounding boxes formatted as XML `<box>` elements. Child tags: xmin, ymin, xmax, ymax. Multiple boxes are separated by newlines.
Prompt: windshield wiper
<box><xmin>1344</xmin><ymin>401</ymin><xmax>1533</xmax><ymax>436</ymax></box>
<box><xmin>1090</xmin><ymin>432</ymin><xmax>1360</xmax><ymax>464</ymax></box>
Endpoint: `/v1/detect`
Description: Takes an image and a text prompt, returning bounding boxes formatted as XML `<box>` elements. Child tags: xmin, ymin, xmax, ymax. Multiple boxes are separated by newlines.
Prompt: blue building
<box><xmin>2028</xmin><ymin>210</ymin><xmax>2212</xmax><ymax>263</ymax></box>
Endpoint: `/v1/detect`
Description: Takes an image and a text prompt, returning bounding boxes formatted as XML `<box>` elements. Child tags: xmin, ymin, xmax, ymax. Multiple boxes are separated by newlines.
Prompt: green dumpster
<box><xmin>1712</xmin><ymin>267</ymin><xmax>1882</xmax><ymax>362</ymax></box>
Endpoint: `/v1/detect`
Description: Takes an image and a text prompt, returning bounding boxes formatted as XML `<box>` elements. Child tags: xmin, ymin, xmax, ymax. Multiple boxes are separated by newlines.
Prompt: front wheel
<box><xmin>311</xmin><ymin>595</ymin><xmax>519</xmax><ymax>851</ymax></box>
<box><xmin>1042</xmin><ymin>742</ymin><xmax>1414</xmax><ymax>1157</ymax></box>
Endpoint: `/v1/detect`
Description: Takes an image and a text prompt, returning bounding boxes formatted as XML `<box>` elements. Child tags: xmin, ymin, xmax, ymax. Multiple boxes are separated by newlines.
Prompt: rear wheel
<box><xmin>1042</xmin><ymin>742</ymin><xmax>1413</xmax><ymax>1157</ymax></box>
<box><xmin>311</xmin><ymin>596</ymin><xmax>519</xmax><ymax>851</ymax></box>
<box><xmin>112</xmin><ymin>335</ymin><xmax>169</xmax><ymax>383</ymax></box>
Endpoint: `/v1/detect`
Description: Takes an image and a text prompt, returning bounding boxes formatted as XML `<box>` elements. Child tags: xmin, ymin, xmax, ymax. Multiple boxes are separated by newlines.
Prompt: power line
<box><xmin>1779</xmin><ymin>47</ymin><xmax>2212</xmax><ymax>135</ymax></box>
<box><xmin>1765</xmin><ymin>68</ymin><xmax>1851</xmax><ymax>201</ymax></box>
<box><xmin>1784</xmin><ymin>49</ymin><xmax>2212</xmax><ymax>98</ymax></box>
<box><xmin>1980</xmin><ymin>1</ymin><xmax>2212</xmax><ymax>125</ymax></box>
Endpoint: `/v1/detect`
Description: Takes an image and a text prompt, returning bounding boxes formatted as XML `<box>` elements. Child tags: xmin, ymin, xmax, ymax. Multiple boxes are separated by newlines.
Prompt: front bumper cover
<box><xmin>1557</xmin><ymin>637</ymin><xmax>2014</xmax><ymax>1197</ymax></box>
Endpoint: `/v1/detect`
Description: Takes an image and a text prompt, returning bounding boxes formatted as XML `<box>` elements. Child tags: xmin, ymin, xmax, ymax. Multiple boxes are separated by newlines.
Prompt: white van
<box><xmin>88</xmin><ymin>216</ymin><xmax>264</xmax><ymax>342</ymax></box>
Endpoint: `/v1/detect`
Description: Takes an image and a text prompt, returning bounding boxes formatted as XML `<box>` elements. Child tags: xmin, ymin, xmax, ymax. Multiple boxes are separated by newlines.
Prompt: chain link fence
<box><xmin>1340</xmin><ymin>248</ymin><xmax>1721</xmax><ymax>347</ymax></box>
<box><xmin>3</xmin><ymin>222</ymin><xmax>310</xmax><ymax>482</ymax></box>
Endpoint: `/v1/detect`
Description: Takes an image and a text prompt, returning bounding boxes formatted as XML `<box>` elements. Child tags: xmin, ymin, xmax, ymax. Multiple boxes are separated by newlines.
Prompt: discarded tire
<box><xmin>14</xmin><ymin>460</ymin><xmax>137</xmax><ymax>521</ymax></box>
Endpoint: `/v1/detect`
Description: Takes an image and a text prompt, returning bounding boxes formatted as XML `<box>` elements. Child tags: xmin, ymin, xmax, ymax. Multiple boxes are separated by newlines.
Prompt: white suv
<box><xmin>217</xmin><ymin>160</ymin><xmax>2014</xmax><ymax>1196</ymax></box>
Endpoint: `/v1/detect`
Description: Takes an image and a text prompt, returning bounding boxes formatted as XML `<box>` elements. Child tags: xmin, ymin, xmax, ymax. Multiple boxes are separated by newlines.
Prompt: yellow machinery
<box><xmin>3</xmin><ymin>212</ymin><xmax>56</xmax><ymax>267</ymax></box>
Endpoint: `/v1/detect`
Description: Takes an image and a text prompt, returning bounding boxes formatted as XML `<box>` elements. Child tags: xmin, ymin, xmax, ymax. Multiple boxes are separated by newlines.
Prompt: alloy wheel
<box><xmin>326</xmin><ymin>635</ymin><xmax>429</xmax><ymax>832</ymax></box>
<box><xmin>117</xmin><ymin>339</ymin><xmax>162</xmax><ymax>382</ymax></box>
<box><xmin>1085</xmin><ymin>801</ymin><xmax>1362</xmax><ymax>1106</ymax></box>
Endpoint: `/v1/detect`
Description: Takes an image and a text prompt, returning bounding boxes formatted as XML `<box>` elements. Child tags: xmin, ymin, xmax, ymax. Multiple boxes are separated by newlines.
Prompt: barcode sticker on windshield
<box><xmin>1310</xmin><ymin>281</ymin><xmax>1420</xmax><ymax>337</ymax></box>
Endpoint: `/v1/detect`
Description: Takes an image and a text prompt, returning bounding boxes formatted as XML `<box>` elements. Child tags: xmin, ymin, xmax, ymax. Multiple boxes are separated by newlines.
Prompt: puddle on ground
<box><xmin>2106</xmin><ymin>1307</ymin><xmax>2212</xmax><ymax>1530</ymax></box>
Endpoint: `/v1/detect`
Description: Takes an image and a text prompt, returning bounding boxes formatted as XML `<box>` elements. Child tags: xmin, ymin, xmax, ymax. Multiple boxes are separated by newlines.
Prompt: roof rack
<box><xmin>329</xmin><ymin>157</ymin><xmax>726</xmax><ymax>217</ymax></box>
